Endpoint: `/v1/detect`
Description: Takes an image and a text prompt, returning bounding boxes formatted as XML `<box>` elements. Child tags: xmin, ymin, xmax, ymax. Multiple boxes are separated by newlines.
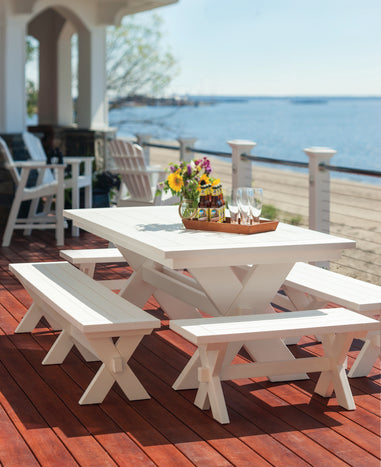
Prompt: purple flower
<box><xmin>187</xmin><ymin>164</ymin><xmax>192</xmax><ymax>176</ymax></box>
<box><xmin>169</xmin><ymin>165</ymin><xmax>176</xmax><ymax>173</ymax></box>
<box><xmin>201</xmin><ymin>157</ymin><xmax>212</xmax><ymax>174</ymax></box>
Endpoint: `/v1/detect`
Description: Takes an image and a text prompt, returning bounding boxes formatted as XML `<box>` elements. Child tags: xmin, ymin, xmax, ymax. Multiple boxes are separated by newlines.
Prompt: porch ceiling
<box><xmin>97</xmin><ymin>0</ymin><xmax>178</xmax><ymax>25</ymax></box>
<box><xmin>9</xmin><ymin>0</ymin><xmax>178</xmax><ymax>24</ymax></box>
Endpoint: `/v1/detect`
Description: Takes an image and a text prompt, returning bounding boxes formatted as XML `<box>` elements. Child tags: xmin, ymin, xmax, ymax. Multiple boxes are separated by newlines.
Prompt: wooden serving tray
<box><xmin>182</xmin><ymin>217</ymin><xmax>279</xmax><ymax>234</ymax></box>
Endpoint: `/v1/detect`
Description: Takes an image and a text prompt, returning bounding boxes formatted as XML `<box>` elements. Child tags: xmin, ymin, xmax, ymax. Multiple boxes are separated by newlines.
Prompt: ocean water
<box><xmin>110</xmin><ymin>97</ymin><xmax>381</xmax><ymax>184</ymax></box>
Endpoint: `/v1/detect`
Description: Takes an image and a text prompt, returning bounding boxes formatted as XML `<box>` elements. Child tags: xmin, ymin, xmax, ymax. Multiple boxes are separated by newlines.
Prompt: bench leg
<box><xmin>172</xmin><ymin>350</ymin><xmax>201</xmax><ymax>390</ymax></box>
<box><xmin>194</xmin><ymin>343</ymin><xmax>230</xmax><ymax>424</ymax></box>
<box><xmin>79</xmin><ymin>334</ymin><xmax>150</xmax><ymax>405</ymax></box>
<box><xmin>15</xmin><ymin>291</ymin><xmax>62</xmax><ymax>333</ymax></box>
<box><xmin>15</xmin><ymin>303</ymin><xmax>43</xmax><ymax>333</ymax></box>
<box><xmin>42</xmin><ymin>330</ymin><xmax>99</xmax><ymax>365</ymax></box>
<box><xmin>79</xmin><ymin>263</ymin><xmax>96</xmax><ymax>277</ymax></box>
<box><xmin>42</xmin><ymin>329</ymin><xmax>73</xmax><ymax>365</ymax></box>
<box><xmin>75</xmin><ymin>342</ymin><xmax>99</xmax><ymax>362</ymax></box>
<box><xmin>314</xmin><ymin>333</ymin><xmax>355</xmax><ymax>410</ymax></box>
<box><xmin>348</xmin><ymin>332</ymin><xmax>381</xmax><ymax>378</ymax></box>
<box><xmin>173</xmin><ymin>342</ymin><xmax>242</xmax><ymax>391</ymax></box>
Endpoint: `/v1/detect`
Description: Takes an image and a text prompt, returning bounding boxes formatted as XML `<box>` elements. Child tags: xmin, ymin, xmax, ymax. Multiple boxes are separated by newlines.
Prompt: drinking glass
<box><xmin>249</xmin><ymin>188</ymin><xmax>263</xmax><ymax>223</ymax></box>
<box><xmin>228</xmin><ymin>189</ymin><xmax>240</xmax><ymax>224</ymax></box>
<box><xmin>237</xmin><ymin>187</ymin><xmax>251</xmax><ymax>225</ymax></box>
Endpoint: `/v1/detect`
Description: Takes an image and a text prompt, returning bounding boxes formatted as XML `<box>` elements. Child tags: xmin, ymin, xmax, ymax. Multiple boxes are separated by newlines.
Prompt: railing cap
<box><xmin>227</xmin><ymin>140</ymin><xmax>257</xmax><ymax>149</ymax></box>
<box><xmin>304</xmin><ymin>147</ymin><xmax>337</xmax><ymax>159</ymax></box>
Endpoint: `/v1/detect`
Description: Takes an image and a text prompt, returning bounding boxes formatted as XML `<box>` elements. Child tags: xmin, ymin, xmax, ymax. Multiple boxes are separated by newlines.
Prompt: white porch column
<box><xmin>29</xmin><ymin>9</ymin><xmax>66</xmax><ymax>125</ymax></box>
<box><xmin>77</xmin><ymin>26</ymin><xmax>108</xmax><ymax>129</ymax></box>
<box><xmin>227</xmin><ymin>140</ymin><xmax>256</xmax><ymax>190</ymax></box>
<box><xmin>304</xmin><ymin>146</ymin><xmax>336</xmax><ymax>234</ymax></box>
<box><xmin>57</xmin><ymin>23</ymin><xmax>75</xmax><ymax>126</ymax></box>
<box><xmin>0</xmin><ymin>15</ymin><xmax>27</xmax><ymax>133</ymax></box>
<box><xmin>38</xmin><ymin>25</ymin><xmax>58</xmax><ymax>124</ymax></box>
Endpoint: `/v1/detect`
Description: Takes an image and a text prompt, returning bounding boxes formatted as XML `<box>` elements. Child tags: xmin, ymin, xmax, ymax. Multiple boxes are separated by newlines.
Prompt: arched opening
<box><xmin>24</xmin><ymin>5</ymin><xmax>111</xmax><ymax>160</ymax></box>
<box><xmin>26</xmin><ymin>7</ymin><xmax>83</xmax><ymax>130</ymax></box>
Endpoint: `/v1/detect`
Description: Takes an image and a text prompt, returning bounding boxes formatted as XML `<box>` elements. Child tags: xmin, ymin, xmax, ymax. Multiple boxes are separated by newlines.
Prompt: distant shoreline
<box><xmin>110</xmin><ymin>94</ymin><xmax>381</xmax><ymax>109</ymax></box>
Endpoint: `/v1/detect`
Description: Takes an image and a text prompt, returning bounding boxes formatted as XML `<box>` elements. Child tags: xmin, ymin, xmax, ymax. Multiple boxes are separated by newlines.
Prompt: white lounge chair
<box><xmin>0</xmin><ymin>136</ymin><xmax>66</xmax><ymax>247</ymax></box>
<box><xmin>108</xmin><ymin>139</ymin><xmax>175</xmax><ymax>207</ymax></box>
<box><xmin>22</xmin><ymin>132</ymin><xmax>93</xmax><ymax>236</ymax></box>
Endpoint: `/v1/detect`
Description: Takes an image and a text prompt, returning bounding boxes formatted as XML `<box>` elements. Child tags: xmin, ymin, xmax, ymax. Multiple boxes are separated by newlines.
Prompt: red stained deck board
<box><xmin>0</xmin><ymin>362</ymin><xmax>78</xmax><ymax>466</ymax></box>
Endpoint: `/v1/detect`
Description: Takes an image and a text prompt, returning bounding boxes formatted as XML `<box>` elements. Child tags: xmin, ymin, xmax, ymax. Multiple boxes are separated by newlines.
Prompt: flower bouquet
<box><xmin>158</xmin><ymin>157</ymin><xmax>218</xmax><ymax>219</ymax></box>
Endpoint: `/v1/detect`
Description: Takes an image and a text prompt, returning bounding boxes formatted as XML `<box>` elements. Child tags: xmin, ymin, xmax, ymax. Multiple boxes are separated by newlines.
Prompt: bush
<box><xmin>262</xmin><ymin>204</ymin><xmax>279</xmax><ymax>220</ymax></box>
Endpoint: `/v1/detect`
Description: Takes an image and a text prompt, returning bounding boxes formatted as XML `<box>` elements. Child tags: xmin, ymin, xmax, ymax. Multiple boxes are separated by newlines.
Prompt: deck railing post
<box><xmin>136</xmin><ymin>134</ymin><xmax>151</xmax><ymax>165</ymax></box>
<box><xmin>227</xmin><ymin>140</ymin><xmax>256</xmax><ymax>190</ymax></box>
<box><xmin>177</xmin><ymin>137</ymin><xmax>197</xmax><ymax>162</ymax></box>
<box><xmin>304</xmin><ymin>147</ymin><xmax>336</xmax><ymax>235</ymax></box>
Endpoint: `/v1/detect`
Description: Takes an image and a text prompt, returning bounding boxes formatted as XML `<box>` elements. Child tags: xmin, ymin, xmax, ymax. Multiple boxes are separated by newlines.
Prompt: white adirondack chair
<box><xmin>108</xmin><ymin>140</ymin><xmax>175</xmax><ymax>207</ymax></box>
<box><xmin>22</xmin><ymin>132</ymin><xmax>93</xmax><ymax>236</ymax></box>
<box><xmin>0</xmin><ymin>136</ymin><xmax>66</xmax><ymax>247</ymax></box>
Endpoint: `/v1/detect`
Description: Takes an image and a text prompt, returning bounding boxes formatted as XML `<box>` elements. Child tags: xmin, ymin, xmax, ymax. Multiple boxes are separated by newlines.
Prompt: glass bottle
<box><xmin>197</xmin><ymin>183</ymin><xmax>209</xmax><ymax>221</ymax></box>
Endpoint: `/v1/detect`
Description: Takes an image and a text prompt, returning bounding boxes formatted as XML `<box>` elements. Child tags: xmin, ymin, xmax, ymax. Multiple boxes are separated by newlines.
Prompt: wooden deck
<box><xmin>0</xmin><ymin>229</ymin><xmax>379</xmax><ymax>466</ymax></box>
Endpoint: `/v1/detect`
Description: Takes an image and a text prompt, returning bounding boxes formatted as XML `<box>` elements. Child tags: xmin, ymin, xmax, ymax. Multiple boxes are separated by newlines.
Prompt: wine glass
<box><xmin>250</xmin><ymin>188</ymin><xmax>263</xmax><ymax>223</ymax></box>
<box><xmin>228</xmin><ymin>189</ymin><xmax>240</xmax><ymax>224</ymax></box>
<box><xmin>237</xmin><ymin>187</ymin><xmax>251</xmax><ymax>225</ymax></box>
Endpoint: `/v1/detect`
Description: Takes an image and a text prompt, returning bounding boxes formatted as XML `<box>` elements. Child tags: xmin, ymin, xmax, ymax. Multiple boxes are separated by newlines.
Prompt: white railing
<box><xmin>139</xmin><ymin>136</ymin><xmax>350</xmax><ymax>235</ymax></box>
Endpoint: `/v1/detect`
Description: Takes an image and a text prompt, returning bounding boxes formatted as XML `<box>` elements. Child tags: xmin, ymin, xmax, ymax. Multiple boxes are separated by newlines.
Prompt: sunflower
<box><xmin>211</xmin><ymin>178</ymin><xmax>220</xmax><ymax>186</ymax></box>
<box><xmin>200</xmin><ymin>174</ymin><xmax>210</xmax><ymax>185</ymax></box>
<box><xmin>167</xmin><ymin>170</ymin><xmax>184</xmax><ymax>193</ymax></box>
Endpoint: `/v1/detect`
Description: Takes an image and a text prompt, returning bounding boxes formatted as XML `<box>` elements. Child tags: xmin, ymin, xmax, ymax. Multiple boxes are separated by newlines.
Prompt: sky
<box><xmin>139</xmin><ymin>0</ymin><xmax>381</xmax><ymax>97</ymax></box>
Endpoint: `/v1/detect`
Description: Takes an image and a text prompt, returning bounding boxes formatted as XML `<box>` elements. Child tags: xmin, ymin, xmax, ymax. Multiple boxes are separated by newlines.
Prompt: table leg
<box><xmin>189</xmin><ymin>263</ymin><xmax>308</xmax><ymax>381</ymax></box>
<box><xmin>117</xmin><ymin>246</ymin><xmax>202</xmax><ymax>319</ymax></box>
<box><xmin>117</xmin><ymin>248</ymin><xmax>157</xmax><ymax>308</ymax></box>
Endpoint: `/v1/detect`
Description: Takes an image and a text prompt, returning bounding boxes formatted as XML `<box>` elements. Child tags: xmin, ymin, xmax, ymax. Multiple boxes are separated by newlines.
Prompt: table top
<box><xmin>64</xmin><ymin>206</ymin><xmax>355</xmax><ymax>269</ymax></box>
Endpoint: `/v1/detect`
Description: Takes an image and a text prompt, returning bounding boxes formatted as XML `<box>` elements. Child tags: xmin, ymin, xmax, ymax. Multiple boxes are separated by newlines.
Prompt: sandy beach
<box><xmin>149</xmin><ymin>142</ymin><xmax>381</xmax><ymax>286</ymax></box>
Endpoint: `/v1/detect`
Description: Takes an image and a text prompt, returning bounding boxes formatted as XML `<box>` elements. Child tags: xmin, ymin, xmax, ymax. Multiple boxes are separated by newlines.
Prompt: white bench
<box><xmin>10</xmin><ymin>261</ymin><xmax>160</xmax><ymax>405</ymax></box>
<box><xmin>59</xmin><ymin>248</ymin><xmax>127</xmax><ymax>290</ymax></box>
<box><xmin>273</xmin><ymin>262</ymin><xmax>381</xmax><ymax>378</ymax></box>
<box><xmin>170</xmin><ymin>308</ymin><xmax>380</xmax><ymax>424</ymax></box>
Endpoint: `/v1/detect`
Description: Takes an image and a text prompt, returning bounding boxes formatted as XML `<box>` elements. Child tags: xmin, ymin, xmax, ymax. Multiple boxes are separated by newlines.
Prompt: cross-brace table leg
<box><xmin>187</xmin><ymin>264</ymin><xmax>308</xmax><ymax>382</ymax></box>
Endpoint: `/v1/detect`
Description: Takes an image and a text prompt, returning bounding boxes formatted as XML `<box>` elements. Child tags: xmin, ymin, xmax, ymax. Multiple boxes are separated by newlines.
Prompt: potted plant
<box><xmin>92</xmin><ymin>171</ymin><xmax>120</xmax><ymax>207</ymax></box>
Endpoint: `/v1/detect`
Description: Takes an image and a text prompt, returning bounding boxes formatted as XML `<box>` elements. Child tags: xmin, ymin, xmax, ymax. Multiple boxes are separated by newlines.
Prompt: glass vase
<box><xmin>178</xmin><ymin>199</ymin><xmax>198</xmax><ymax>220</ymax></box>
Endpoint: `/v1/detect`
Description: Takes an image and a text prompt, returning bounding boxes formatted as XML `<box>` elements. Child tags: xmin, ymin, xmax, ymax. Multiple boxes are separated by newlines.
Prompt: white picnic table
<box><xmin>64</xmin><ymin>205</ymin><xmax>356</xmax><ymax>384</ymax></box>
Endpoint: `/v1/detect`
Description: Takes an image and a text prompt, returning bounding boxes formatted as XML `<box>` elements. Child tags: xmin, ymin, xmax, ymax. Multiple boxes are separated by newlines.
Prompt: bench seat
<box><xmin>279</xmin><ymin>262</ymin><xmax>381</xmax><ymax>315</ymax></box>
<box><xmin>10</xmin><ymin>261</ymin><xmax>160</xmax><ymax>404</ymax></box>
<box><xmin>272</xmin><ymin>262</ymin><xmax>381</xmax><ymax>378</ymax></box>
<box><xmin>170</xmin><ymin>308</ymin><xmax>379</xmax><ymax>424</ymax></box>
<box><xmin>59</xmin><ymin>248</ymin><xmax>127</xmax><ymax>290</ymax></box>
